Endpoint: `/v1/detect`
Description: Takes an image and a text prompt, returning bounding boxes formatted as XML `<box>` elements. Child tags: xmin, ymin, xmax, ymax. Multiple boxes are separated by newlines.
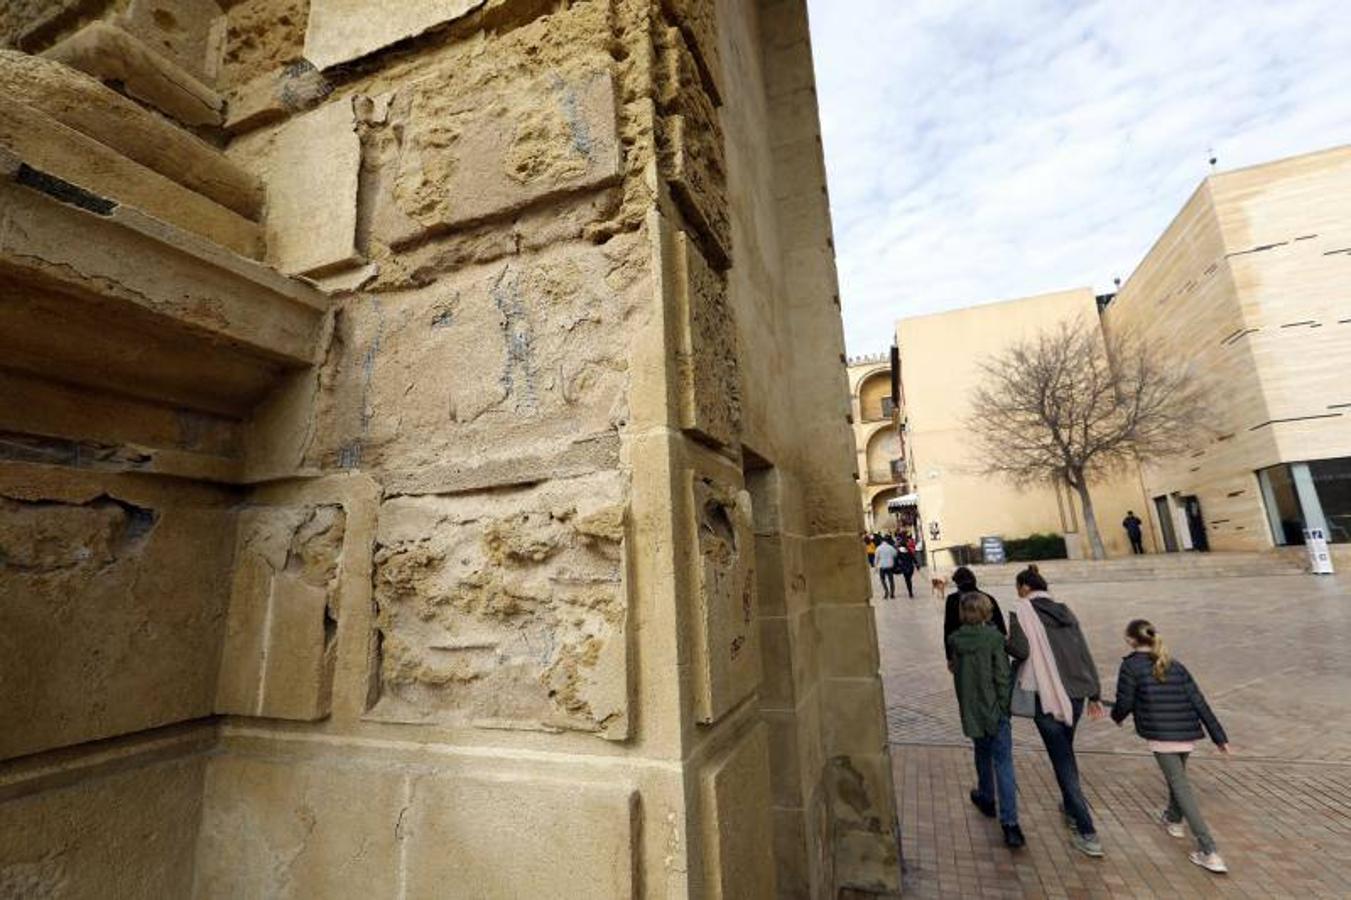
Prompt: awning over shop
<box><xmin>887</xmin><ymin>493</ymin><xmax>919</xmax><ymax>511</ymax></box>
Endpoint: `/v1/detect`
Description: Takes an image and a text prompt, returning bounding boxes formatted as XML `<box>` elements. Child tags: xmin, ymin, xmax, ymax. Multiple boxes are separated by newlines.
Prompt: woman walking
<box><xmin>1007</xmin><ymin>565</ymin><xmax>1106</xmax><ymax>858</ymax></box>
<box><xmin>948</xmin><ymin>593</ymin><xmax>1025</xmax><ymax>848</ymax></box>
<box><xmin>1111</xmin><ymin>619</ymin><xmax>1230</xmax><ymax>874</ymax></box>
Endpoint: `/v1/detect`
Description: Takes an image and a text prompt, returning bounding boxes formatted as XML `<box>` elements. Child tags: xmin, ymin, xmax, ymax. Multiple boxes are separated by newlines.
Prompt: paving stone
<box><xmin>876</xmin><ymin>568</ymin><xmax>1351</xmax><ymax>898</ymax></box>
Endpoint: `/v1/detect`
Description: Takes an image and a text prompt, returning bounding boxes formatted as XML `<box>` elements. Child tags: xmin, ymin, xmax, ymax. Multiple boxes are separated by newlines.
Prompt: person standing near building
<box><xmin>865</xmin><ymin>534</ymin><xmax>877</xmax><ymax>568</ymax></box>
<box><xmin>1007</xmin><ymin>565</ymin><xmax>1107</xmax><ymax>858</ymax></box>
<box><xmin>1123</xmin><ymin>511</ymin><xmax>1145</xmax><ymax>554</ymax></box>
<box><xmin>874</xmin><ymin>537</ymin><xmax>899</xmax><ymax>599</ymax></box>
<box><xmin>948</xmin><ymin>592</ymin><xmax>1026</xmax><ymax>849</ymax></box>
<box><xmin>1111</xmin><ymin>619</ymin><xmax>1231</xmax><ymax>874</ymax></box>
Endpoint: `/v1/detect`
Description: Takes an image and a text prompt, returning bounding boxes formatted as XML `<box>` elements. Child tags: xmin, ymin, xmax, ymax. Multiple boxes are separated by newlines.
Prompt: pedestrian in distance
<box><xmin>1007</xmin><ymin>565</ymin><xmax>1108</xmax><ymax>858</ymax></box>
<box><xmin>944</xmin><ymin>567</ymin><xmax>1008</xmax><ymax>662</ymax></box>
<box><xmin>1111</xmin><ymin>618</ymin><xmax>1231</xmax><ymax>874</ymax></box>
<box><xmin>874</xmin><ymin>537</ymin><xmax>899</xmax><ymax>599</ymax></box>
<box><xmin>948</xmin><ymin>592</ymin><xmax>1026</xmax><ymax>849</ymax></box>
<box><xmin>1123</xmin><ymin>511</ymin><xmax>1145</xmax><ymax>554</ymax></box>
<box><xmin>895</xmin><ymin>542</ymin><xmax>918</xmax><ymax>598</ymax></box>
<box><xmin>864</xmin><ymin>534</ymin><xmax>877</xmax><ymax>568</ymax></box>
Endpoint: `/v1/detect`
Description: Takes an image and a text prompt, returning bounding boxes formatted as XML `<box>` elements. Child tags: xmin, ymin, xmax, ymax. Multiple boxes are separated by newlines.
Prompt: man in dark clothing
<box><xmin>1122</xmin><ymin>511</ymin><xmax>1145</xmax><ymax>554</ymax></box>
<box><xmin>943</xmin><ymin>566</ymin><xmax>1007</xmax><ymax>660</ymax></box>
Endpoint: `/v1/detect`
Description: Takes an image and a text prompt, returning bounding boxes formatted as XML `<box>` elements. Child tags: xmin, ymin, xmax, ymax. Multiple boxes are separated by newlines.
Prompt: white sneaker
<box><xmin>1157</xmin><ymin>811</ymin><xmax>1185</xmax><ymax>838</ymax></box>
<box><xmin>1189</xmin><ymin>851</ymin><xmax>1228</xmax><ymax>874</ymax></box>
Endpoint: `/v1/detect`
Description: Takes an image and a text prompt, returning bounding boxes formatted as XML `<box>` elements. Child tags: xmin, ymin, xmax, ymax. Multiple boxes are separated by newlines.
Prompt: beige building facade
<box><xmin>1102</xmin><ymin>145</ymin><xmax>1351</xmax><ymax>556</ymax></box>
<box><xmin>0</xmin><ymin>2</ymin><xmax>900</xmax><ymax>898</ymax></box>
<box><xmin>895</xmin><ymin>289</ymin><xmax>1151</xmax><ymax>565</ymax></box>
<box><xmin>847</xmin><ymin>354</ymin><xmax>907</xmax><ymax>531</ymax></box>
<box><xmin>892</xmin><ymin>145</ymin><xmax>1351</xmax><ymax>566</ymax></box>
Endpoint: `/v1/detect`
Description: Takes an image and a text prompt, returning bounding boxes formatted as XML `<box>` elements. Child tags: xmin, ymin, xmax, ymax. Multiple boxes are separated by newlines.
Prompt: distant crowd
<box><xmin>863</xmin><ymin>530</ymin><xmax>921</xmax><ymax>598</ymax></box>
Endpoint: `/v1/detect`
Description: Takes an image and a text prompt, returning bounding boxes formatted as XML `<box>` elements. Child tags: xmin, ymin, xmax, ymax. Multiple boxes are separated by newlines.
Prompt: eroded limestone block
<box><xmin>221</xmin><ymin>0</ymin><xmax>309</xmax><ymax>89</ymax></box>
<box><xmin>701</xmin><ymin>724</ymin><xmax>776</xmax><ymax>899</ymax></box>
<box><xmin>688</xmin><ymin>469</ymin><xmax>758</xmax><ymax>724</ymax></box>
<box><xmin>658</xmin><ymin>26</ymin><xmax>730</xmax><ymax>268</ymax></box>
<box><xmin>661</xmin><ymin>0</ymin><xmax>724</xmax><ymax>105</ymax></box>
<box><xmin>305</xmin><ymin>0</ymin><xmax>484</xmax><ymax>70</ymax></box>
<box><xmin>307</xmin><ymin>235</ymin><xmax>639</xmax><ymax>474</ymax></box>
<box><xmin>373</xmin><ymin>61</ymin><xmax>622</xmax><ymax>248</ymax></box>
<box><xmin>369</xmin><ymin>472</ymin><xmax>629</xmax><ymax>738</ymax></box>
<box><xmin>675</xmin><ymin>230</ymin><xmax>741</xmax><ymax>449</ymax></box>
<box><xmin>0</xmin><ymin>474</ymin><xmax>233</xmax><ymax>760</ymax></box>
<box><xmin>216</xmin><ymin>505</ymin><xmax>346</xmax><ymax>721</ymax></box>
<box><xmin>261</xmin><ymin>97</ymin><xmax>362</xmax><ymax>276</ymax></box>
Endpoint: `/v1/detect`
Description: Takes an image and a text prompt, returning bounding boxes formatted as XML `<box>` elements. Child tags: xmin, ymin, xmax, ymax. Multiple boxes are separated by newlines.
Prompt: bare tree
<box><xmin>966</xmin><ymin>317</ymin><xmax>1209</xmax><ymax>560</ymax></box>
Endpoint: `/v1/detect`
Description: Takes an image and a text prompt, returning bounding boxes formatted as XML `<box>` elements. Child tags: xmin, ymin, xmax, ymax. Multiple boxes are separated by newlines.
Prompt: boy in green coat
<box><xmin>948</xmin><ymin>592</ymin><xmax>1025</xmax><ymax>848</ymax></box>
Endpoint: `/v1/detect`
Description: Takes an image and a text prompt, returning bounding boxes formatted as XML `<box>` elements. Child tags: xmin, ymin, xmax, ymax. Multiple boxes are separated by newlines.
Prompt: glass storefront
<box><xmin>1258</xmin><ymin>457</ymin><xmax>1351</xmax><ymax>545</ymax></box>
<box><xmin>1310</xmin><ymin>457</ymin><xmax>1351</xmax><ymax>544</ymax></box>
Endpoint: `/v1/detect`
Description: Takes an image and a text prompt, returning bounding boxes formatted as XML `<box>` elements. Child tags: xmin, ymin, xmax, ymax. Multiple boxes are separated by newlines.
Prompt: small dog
<box><xmin>930</xmin><ymin>575</ymin><xmax>948</xmax><ymax>597</ymax></box>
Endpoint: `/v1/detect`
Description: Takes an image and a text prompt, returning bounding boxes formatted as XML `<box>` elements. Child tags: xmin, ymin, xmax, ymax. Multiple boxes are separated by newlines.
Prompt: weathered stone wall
<box><xmin>0</xmin><ymin>0</ymin><xmax>898</xmax><ymax>896</ymax></box>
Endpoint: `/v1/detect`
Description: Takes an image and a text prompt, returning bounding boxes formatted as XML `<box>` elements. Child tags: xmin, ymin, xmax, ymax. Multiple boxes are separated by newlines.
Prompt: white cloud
<box><xmin>806</xmin><ymin>0</ymin><xmax>1351</xmax><ymax>355</ymax></box>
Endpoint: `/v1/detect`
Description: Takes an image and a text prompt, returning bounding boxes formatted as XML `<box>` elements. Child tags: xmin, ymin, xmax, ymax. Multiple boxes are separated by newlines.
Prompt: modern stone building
<box><xmin>846</xmin><ymin>354</ymin><xmax>907</xmax><ymax>531</ymax></box>
<box><xmin>892</xmin><ymin>144</ymin><xmax>1351</xmax><ymax>566</ymax></box>
<box><xmin>0</xmin><ymin>2</ymin><xmax>900</xmax><ymax>897</ymax></box>
<box><xmin>1102</xmin><ymin>145</ymin><xmax>1351</xmax><ymax>558</ymax></box>
<box><xmin>895</xmin><ymin>289</ymin><xmax>1150</xmax><ymax>565</ymax></box>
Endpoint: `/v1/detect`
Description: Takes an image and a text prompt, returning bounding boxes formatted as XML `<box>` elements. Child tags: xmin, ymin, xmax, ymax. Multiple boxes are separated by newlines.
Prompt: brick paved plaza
<box><xmin>875</xmin><ymin>565</ymin><xmax>1351</xmax><ymax>898</ymax></box>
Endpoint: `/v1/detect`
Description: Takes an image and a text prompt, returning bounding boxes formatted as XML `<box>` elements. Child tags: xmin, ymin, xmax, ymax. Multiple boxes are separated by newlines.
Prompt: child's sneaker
<box><xmin>1189</xmin><ymin>851</ymin><xmax>1228</xmax><ymax>874</ymax></box>
<box><xmin>1157</xmin><ymin>811</ymin><xmax>1186</xmax><ymax>838</ymax></box>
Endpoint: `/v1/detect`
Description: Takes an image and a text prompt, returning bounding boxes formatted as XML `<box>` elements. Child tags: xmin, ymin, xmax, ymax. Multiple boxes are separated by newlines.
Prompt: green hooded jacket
<box><xmin>947</xmin><ymin>623</ymin><xmax>1012</xmax><ymax>739</ymax></box>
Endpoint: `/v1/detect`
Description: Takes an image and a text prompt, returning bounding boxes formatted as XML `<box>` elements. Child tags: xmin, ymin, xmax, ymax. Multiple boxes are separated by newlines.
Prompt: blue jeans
<box><xmin>972</xmin><ymin>716</ymin><xmax>1018</xmax><ymax>826</ymax></box>
<box><xmin>1033</xmin><ymin>697</ymin><xmax>1096</xmax><ymax>837</ymax></box>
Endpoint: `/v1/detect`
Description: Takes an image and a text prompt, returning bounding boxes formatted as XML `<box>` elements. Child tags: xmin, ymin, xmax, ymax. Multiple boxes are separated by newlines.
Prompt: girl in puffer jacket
<box><xmin>1111</xmin><ymin>619</ymin><xmax>1231</xmax><ymax>874</ymax></box>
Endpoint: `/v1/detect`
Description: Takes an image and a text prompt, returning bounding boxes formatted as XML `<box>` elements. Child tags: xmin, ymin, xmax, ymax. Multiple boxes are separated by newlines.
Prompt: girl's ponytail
<box><xmin>1126</xmin><ymin>618</ymin><xmax>1170</xmax><ymax>682</ymax></box>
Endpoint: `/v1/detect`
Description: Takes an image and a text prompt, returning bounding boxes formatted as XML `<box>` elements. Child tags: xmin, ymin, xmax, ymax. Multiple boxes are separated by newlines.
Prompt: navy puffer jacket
<box><xmin>1111</xmin><ymin>652</ymin><xmax>1228</xmax><ymax>745</ymax></box>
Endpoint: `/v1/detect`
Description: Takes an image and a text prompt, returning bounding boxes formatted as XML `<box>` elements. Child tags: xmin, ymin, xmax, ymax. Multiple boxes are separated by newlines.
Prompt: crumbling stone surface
<box><xmin>0</xmin><ymin>473</ymin><xmax>234</xmax><ymax>760</ymax></box>
<box><xmin>216</xmin><ymin>504</ymin><xmax>346</xmax><ymax>721</ymax></box>
<box><xmin>688</xmin><ymin>469</ymin><xmax>758</xmax><ymax>724</ymax></box>
<box><xmin>371</xmin><ymin>63</ymin><xmax>622</xmax><ymax>248</ymax></box>
<box><xmin>221</xmin><ymin>0</ymin><xmax>308</xmax><ymax>88</ymax></box>
<box><xmin>305</xmin><ymin>233</ymin><xmax>641</xmax><ymax>475</ymax></box>
<box><xmin>661</xmin><ymin>0</ymin><xmax>724</xmax><ymax>105</ymax></box>
<box><xmin>675</xmin><ymin>229</ymin><xmax>741</xmax><ymax>448</ymax></box>
<box><xmin>658</xmin><ymin>24</ymin><xmax>730</xmax><ymax>268</ymax></box>
<box><xmin>369</xmin><ymin>471</ymin><xmax>629</xmax><ymax>738</ymax></box>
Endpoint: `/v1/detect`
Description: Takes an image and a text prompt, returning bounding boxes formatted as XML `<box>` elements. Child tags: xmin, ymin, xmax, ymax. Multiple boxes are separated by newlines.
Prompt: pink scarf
<box><xmin>1014</xmin><ymin>591</ymin><xmax>1074</xmax><ymax>725</ymax></box>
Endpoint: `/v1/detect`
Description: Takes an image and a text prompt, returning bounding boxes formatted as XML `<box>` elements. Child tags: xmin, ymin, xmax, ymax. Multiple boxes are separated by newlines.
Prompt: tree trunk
<box><xmin>1069</xmin><ymin>473</ymin><xmax>1107</xmax><ymax>560</ymax></box>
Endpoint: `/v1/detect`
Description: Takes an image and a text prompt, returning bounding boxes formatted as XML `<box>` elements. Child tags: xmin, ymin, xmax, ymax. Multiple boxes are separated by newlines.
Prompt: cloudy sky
<box><xmin>805</xmin><ymin>0</ymin><xmax>1351</xmax><ymax>356</ymax></box>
